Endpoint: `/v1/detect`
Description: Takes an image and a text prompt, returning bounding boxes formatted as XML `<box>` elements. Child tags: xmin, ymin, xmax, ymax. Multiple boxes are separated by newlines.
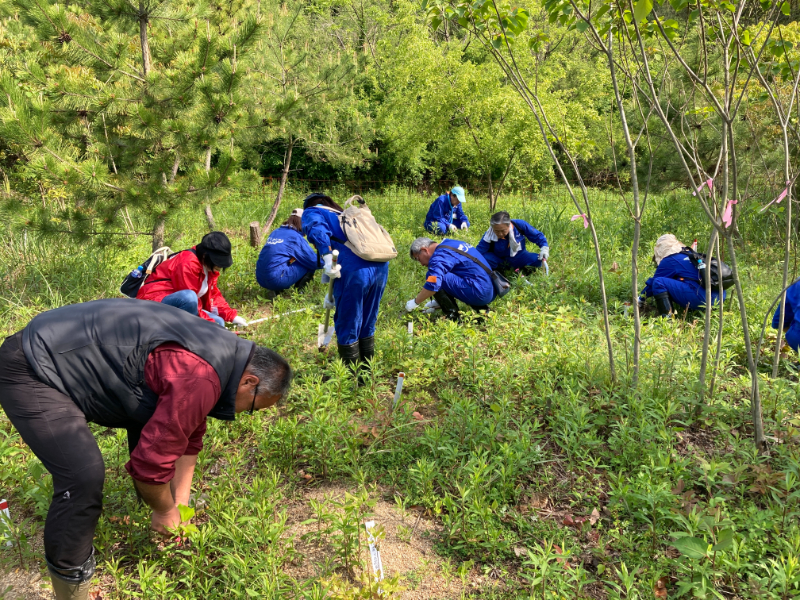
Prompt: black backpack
<box><xmin>681</xmin><ymin>247</ymin><xmax>735</xmax><ymax>292</ymax></box>
<box><xmin>119</xmin><ymin>247</ymin><xmax>177</xmax><ymax>298</ymax></box>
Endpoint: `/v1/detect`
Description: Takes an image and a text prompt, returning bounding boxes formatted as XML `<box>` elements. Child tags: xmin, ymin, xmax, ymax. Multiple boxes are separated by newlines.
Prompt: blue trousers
<box><xmin>441</xmin><ymin>273</ymin><xmax>495</xmax><ymax>307</ymax></box>
<box><xmin>332</xmin><ymin>263</ymin><xmax>389</xmax><ymax>345</ymax></box>
<box><xmin>161</xmin><ymin>290</ymin><xmax>225</xmax><ymax>327</ymax></box>
<box><xmin>484</xmin><ymin>250</ymin><xmax>542</xmax><ymax>271</ymax></box>
<box><xmin>256</xmin><ymin>262</ymin><xmax>314</xmax><ymax>292</ymax></box>
<box><xmin>784</xmin><ymin>323</ymin><xmax>800</xmax><ymax>353</ymax></box>
<box><xmin>650</xmin><ymin>278</ymin><xmax>723</xmax><ymax>311</ymax></box>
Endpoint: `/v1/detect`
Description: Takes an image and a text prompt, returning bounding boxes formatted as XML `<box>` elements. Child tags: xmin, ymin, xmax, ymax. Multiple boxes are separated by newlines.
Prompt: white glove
<box><xmin>539</xmin><ymin>246</ymin><xmax>550</xmax><ymax>261</ymax></box>
<box><xmin>460</xmin><ymin>222</ymin><xmax>468</xmax><ymax>230</ymax></box>
<box><xmin>422</xmin><ymin>299</ymin><xmax>440</xmax><ymax>314</ymax></box>
<box><xmin>405</xmin><ymin>298</ymin><xmax>419</xmax><ymax>312</ymax></box>
<box><xmin>323</xmin><ymin>254</ymin><xmax>341</xmax><ymax>279</ymax></box>
<box><xmin>232</xmin><ymin>316</ymin><xmax>248</xmax><ymax>326</ymax></box>
<box><xmin>448</xmin><ymin>223</ymin><xmax>457</xmax><ymax>232</ymax></box>
<box><xmin>323</xmin><ymin>293</ymin><xmax>335</xmax><ymax>310</ymax></box>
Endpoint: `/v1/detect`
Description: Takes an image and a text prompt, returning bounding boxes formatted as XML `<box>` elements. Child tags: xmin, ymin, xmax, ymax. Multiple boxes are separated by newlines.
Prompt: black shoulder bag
<box><xmin>440</xmin><ymin>245</ymin><xmax>511</xmax><ymax>297</ymax></box>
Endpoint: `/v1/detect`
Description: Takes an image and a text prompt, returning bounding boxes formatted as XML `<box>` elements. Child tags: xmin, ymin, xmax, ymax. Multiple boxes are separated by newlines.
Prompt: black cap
<box><xmin>303</xmin><ymin>192</ymin><xmax>331</xmax><ymax>209</ymax></box>
<box><xmin>197</xmin><ymin>231</ymin><xmax>233</xmax><ymax>269</ymax></box>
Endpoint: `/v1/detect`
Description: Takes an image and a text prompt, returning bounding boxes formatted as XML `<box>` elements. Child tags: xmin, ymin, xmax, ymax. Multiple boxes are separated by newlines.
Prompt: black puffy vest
<box><xmin>21</xmin><ymin>299</ymin><xmax>254</xmax><ymax>427</ymax></box>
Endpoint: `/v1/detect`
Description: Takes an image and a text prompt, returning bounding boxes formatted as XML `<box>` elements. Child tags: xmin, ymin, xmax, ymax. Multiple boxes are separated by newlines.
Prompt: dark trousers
<box><xmin>433</xmin><ymin>290</ymin><xmax>490</xmax><ymax>315</ymax></box>
<box><xmin>0</xmin><ymin>332</ymin><xmax>103</xmax><ymax>571</ymax></box>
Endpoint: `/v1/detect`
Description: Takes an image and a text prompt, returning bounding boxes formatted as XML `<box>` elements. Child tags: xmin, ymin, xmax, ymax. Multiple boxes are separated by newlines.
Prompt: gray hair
<box><xmin>410</xmin><ymin>237</ymin><xmax>436</xmax><ymax>258</ymax></box>
<box><xmin>248</xmin><ymin>346</ymin><xmax>293</xmax><ymax>401</ymax></box>
<box><xmin>490</xmin><ymin>211</ymin><xmax>511</xmax><ymax>226</ymax></box>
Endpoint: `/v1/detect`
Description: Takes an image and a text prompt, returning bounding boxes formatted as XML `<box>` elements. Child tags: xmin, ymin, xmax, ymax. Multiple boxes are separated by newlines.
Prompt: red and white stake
<box><xmin>0</xmin><ymin>499</ymin><xmax>12</xmax><ymax>547</ymax></box>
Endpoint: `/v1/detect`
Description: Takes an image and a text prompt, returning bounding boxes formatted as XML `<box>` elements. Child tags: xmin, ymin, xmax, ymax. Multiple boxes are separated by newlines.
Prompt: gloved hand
<box><xmin>405</xmin><ymin>298</ymin><xmax>420</xmax><ymax>312</ymax></box>
<box><xmin>422</xmin><ymin>299</ymin><xmax>440</xmax><ymax>314</ymax></box>
<box><xmin>323</xmin><ymin>293</ymin><xmax>335</xmax><ymax>310</ymax></box>
<box><xmin>232</xmin><ymin>316</ymin><xmax>248</xmax><ymax>327</ymax></box>
<box><xmin>460</xmin><ymin>222</ymin><xmax>468</xmax><ymax>230</ymax></box>
<box><xmin>539</xmin><ymin>246</ymin><xmax>550</xmax><ymax>261</ymax></box>
<box><xmin>638</xmin><ymin>297</ymin><xmax>646</xmax><ymax>310</ymax></box>
<box><xmin>448</xmin><ymin>223</ymin><xmax>457</xmax><ymax>232</ymax></box>
<box><xmin>323</xmin><ymin>253</ymin><xmax>342</xmax><ymax>279</ymax></box>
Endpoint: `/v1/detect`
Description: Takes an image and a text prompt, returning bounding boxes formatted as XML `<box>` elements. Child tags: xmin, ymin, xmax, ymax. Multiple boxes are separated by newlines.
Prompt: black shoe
<box><xmin>654</xmin><ymin>292</ymin><xmax>672</xmax><ymax>317</ymax></box>
<box><xmin>359</xmin><ymin>336</ymin><xmax>375</xmax><ymax>365</ymax></box>
<box><xmin>337</xmin><ymin>341</ymin><xmax>361</xmax><ymax>370</ymax></box>
<box><xmin>293</xmin><ymin>270</ymin><xmax>315</xmax><ymax>292</ymax></box>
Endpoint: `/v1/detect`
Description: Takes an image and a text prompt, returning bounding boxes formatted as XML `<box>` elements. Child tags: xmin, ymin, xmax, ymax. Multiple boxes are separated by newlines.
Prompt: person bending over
<box><xmin>476</xmin><ymin>211</ymin><xmax>549</xmax><ymax>274</ymax></box>
<box><xmin>772</xmin><ymin>279</ymin><xmax>800</xmax><ymax>354</ymax></box>
<box><xmin>639</xmin><ymin>234</ymin><xmax>725</xmax><ymax>317</ymax></box>
<box><xmin>137</xmin><ymin>231</ymin><xmax>246</xmax><ymax>327</ymax></box>
<box><xmin>256</xmin><ymin>209</ymin><xmax>320</xmax><ymax>294</ymax></box>
<box><xmin>0</xmin><ymin>299</ymin><xmax>292</xmax><ymax>600</ymax></box>
<box><xmin>424</xmin><ymin>187</ymin><xmax>470</xmax><ymax>234</ymax></box>
<box><xmin>405</xmin><ymin>237</ymin><xmax>495</xmax><ymax>320</ymax></box>
<box><xmin>301</xmin><ymin>193</ymin><xmax>389</xmax><ymax>370</ymax></box>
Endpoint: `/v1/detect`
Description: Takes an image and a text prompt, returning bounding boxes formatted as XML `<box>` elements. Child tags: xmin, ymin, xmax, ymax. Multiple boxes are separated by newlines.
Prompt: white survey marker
<box><xmin>392</xmin><ymin>372</ymin><xmax>405</xmax><ymax>410</ymax></box>
<box><xmin>407</xmin><ymin>322</ymin><xmax>413</xmax><ymax>340</ymax></box>
<box><xmin>0</xmin><ymin>499</ymin><xmax>12</xmax><ymax>547</ymax></box>
<box><xmin>364</xmin><ymin>521</ymin><xmax>384</xmax><ymax>593</ymax></box>
<box><xmin>245</xmin><ymin>308</ymin><xmax>309</xmax><ymax>327</ymax></box>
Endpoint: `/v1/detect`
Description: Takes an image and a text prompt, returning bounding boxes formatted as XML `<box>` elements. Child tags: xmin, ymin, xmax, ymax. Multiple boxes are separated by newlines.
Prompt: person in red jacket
<box><xmin>137</xmin><ymin>231</ymin><xmax>247</xmax><ymax>327</ymax></box>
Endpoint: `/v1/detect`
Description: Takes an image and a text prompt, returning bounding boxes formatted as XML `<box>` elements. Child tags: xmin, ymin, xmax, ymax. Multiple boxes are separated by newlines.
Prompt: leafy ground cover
<box><xmin>1</xmin><ymin>186</ymin><xmax>799</xmax><ymax>599</ymax></box>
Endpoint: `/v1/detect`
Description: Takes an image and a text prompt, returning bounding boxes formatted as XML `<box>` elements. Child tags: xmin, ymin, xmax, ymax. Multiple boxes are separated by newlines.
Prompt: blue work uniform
<box><xmin>255</xmin><ymin>226</ymin><xmax>319</xmax><ymax>291</ymax></box>
<box><xmin>424</xmin><ymin>194</ymin><xmax>470</xmax><ymax>234</ymax></box>
<box><xmin>476</xmin><ymin>219</ymin><xmax>548</xmax><ymax>271</ymax></box>
<box><xmin>640</xmin><ymin>252</ymin><xmax>725</xmax><ymax>310</ymax></box>
<box><xmin>424</xmin><ymin>239</ymin><xmax>495</xmax><ymax>307</ymax></box>
<box><xmin>302</xmin><ymin>206</ymin><xmax>389</xmax><ymax>345</ymax></box>
<box><xmin>772</xmin><ymin>279</ymin><xmax>800</xmax><ymax>352</ymax></box>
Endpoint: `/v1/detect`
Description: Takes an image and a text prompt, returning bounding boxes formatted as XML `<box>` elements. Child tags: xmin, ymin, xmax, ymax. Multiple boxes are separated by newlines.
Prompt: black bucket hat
<box><xmin>197</xmin><ymin>231</ymin><xmax>233</xmax><ymax>269</ymax></box>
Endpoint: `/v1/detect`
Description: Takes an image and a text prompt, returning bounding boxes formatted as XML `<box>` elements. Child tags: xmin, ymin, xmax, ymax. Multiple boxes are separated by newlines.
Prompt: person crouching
<box><xmin>255</xmin><ymin>209</ymin><xmax>320</xmax><ymax>295</ymax></box>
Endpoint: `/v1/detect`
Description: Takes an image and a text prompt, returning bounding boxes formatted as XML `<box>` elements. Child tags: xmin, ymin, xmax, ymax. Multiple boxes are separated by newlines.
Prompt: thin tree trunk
<box><xmin>204</xmin><ymin>148</ymin><xmax>215</xmax><ymax>230</ymax></box>
<box><xmin>487</xmin><ymin>171</ymin><xmax>495</xmax><ymax>211</ymax></box>
<box><xmin>699</xmin><ymin>227</ymin><xmax>718</xmax><ymax>395</ymax></box>
<box><xmin>262</xmin><ymin>137</ymin><xmax>294</xmax><ymax>237</ymax></box>
<box><xmin>152</xmin><ymin>216</ymin><xmax>165</xmax><ymax>251</ymax></box>
<box><xmin>139</xmin><ymin>2</ymin><xmax>151</xmax><ymax>77</ymax></box>
<box><xmin>772</xmin><ymin>129</ymin><xmax>792</xmax><ymax>377</ymax></box>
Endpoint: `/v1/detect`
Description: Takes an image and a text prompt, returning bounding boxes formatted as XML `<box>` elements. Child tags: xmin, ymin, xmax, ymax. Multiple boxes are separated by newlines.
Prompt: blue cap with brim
<box><xmin>451</xmin><ymin>186</ymin><xmax>466</xmax><ymax>203</ymax></box>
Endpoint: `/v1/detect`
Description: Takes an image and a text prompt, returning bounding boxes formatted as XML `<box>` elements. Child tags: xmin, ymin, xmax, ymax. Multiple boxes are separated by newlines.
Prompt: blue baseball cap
<box><xmin>451</xmin><ymin>186</ymin><xmax>466</xmax><ymax>203</ymax></box>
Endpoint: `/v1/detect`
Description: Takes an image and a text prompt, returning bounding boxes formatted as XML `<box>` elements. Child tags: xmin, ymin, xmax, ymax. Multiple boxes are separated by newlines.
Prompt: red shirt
<box><xmin>136</xmin><ymin>247</ymin><xmax>238</xmax><ymax>323</ymax></box>
<box><xmin>125</xmin><ymin>343</ymin><xmax>221</xmax><ymax>485</ymax></box>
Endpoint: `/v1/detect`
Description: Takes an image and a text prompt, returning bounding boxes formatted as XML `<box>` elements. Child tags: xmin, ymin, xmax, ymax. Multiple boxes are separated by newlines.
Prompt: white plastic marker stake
<box><xmin>245</xmin><ymin>308</ymin><xmax>308</xmax><ymax>327</ymax></box>
<box><xmin>407</xmin><ymin>322</ymin><xmax>413</xmax><ymax>340</ymax></box>
<box><xmin>691</xmin><ymin>239</ymin><xmax>698</xmax><ymax>252</ymax></box>
<box><xmin>364</xmin><ymin>521</ymin><xmax>384</xmax><ymax>593</ymax></box>
<box><xmin>544</xmin><ymin>260</ymin><xmax>550</xmax><ymax>277</ymax></box>
<box><xmin>317</xmin><ymin>250</ymin><xmax>340</xmax><ymax>349</ymax></box>
<box><xmin>0</xmin><ymin>499</ymin><xmax>12</xmax><ymax>547</ymax></box>
<box><xmin>392</xmin><ymin>372</ymin><xmax>405</xmax><ymax>411</ymax></box>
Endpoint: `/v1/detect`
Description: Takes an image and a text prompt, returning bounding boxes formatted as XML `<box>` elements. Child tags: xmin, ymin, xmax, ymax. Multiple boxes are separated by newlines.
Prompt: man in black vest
<box><xmin>0</xmin><ymin>299</ymin><xmax>292</xmax><ymax>600</ymax></box>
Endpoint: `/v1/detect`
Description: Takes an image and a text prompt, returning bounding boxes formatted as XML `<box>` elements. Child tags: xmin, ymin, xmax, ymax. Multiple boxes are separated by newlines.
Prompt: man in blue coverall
<box><xmin>301</xmin><ymin>193</ymin><xmax>389</xmax><ymax>369</ymax></box>
<box><xmin>476</xmin><ymin>211</ymin><xmax>549</xmax><ymax>274</ymax></box>
<box><xmin>772</xmin><ymin>279</ymin><xmax>800</xmax><ymax>353</ymax></box>
<box><xmin>424</xmin><ymin>187</ymin><xmax>470</xmax><ymax>234</ymax></box>
<box><xmin>639</xmin><ymin>234</ymin><xmax>724</xmax><ymax>317</ymax></box>
<box><xmin>405</xmin><ymin>237</ymin><xmax>495</xmax><ymax>320</ymax></box>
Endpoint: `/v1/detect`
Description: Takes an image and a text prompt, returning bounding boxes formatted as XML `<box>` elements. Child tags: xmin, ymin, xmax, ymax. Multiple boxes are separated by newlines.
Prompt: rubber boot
<box><xmin>433</xmin><ymin>291</ymin><xmax>461</xmax><ymax>322</ymax></box>
<box><xmin>293</xmin><ymin>270</ymin><xmax>315</xmax><ymax>292</ymax></box>
<box><xmin>359</xmin><ymin>336</ymin><xmax>375</xmax><ymax>366</ymax></box>
<box><xmin>337</xmin><ymin>340</ymin><xmax>361</xmax><ymax>371</ymax></box>
<box><xmin>654</xmin><ymin>292</ymin><xmax>672</xmax><ymax>317</ymax></box>
<box><xmin>47</xmin><ymin>549</ymin><xmax>95</xmax><ymax>600</ymax></box>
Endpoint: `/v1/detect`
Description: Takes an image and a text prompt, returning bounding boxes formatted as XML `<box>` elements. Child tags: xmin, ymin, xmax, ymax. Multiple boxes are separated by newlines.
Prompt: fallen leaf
<box><xmin>513</xmin><ymin>546</ymin><xmax>528</xmax><ymax>557</ymax></box>
<box><xmin>589</xmin><ymin>508</ymin><xmax>600</xmax><ymax>525</ymax></box>
<box><xmin>654</xmin><ymin>576</ymin><xmax>668</xmax><ymax>598</ymax></box>
<box><xmin>609</xmin><ymin>261</ymin><xmax>620</xmax><ymax>273</ymax></box>
<box><xmin>587</xmin><ymin>529</ymin><xmax>600</xmax><ymax>543</ymax></box>
<box><xmin>412</xmin><ymin>411</ymin><xmax>424</xmax><ymax>421</ymax></box>
<box><xmin>563</xmin><ymin>514</ymin><xmax>575</xmax><ymax>527</ymax></box>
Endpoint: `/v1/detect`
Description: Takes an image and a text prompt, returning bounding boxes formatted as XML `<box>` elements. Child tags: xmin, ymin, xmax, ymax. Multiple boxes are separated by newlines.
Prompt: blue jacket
<box><xmin>476</xmin><ymin>219</ymin><xmax>547</xmax><ymax>260</ymax></box>
<box><xmin>424</xmin><ymin>239</ymin><xmax>494</xmax><ymax>303</ymax></box>
<box><xmin>641</xmin><ymin>252</ymin><xmax>701</xmax><ymax>297</ymax></box>
<box><xmin>302</xmin><ymin>205</ymin><xmax>375</xmax><ymax>271</ymax></box>
<box><xmin>424</xmin><ymin>194</ymin><xmax>470</xmax><ymax>232</ymax></box>
<box><xmin>773</xmin><ymin>279</ymin><xmax>800</xmax><ymax>330</ymax></box>
<box><xmin>255</xmin><ymin>226</ymin><xmax>318</xmax><ymax>288</ymax></box>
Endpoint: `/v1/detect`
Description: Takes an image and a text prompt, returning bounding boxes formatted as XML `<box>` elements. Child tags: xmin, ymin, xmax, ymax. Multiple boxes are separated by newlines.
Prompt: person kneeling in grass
<box><xmin>424</xmin><ymin>186</ymin><xmax>470</xmax><ymax>234</ymax></box>
<box><xmin>405</xmin><ymin>237</ymin><xmax>495</xmax><ymax>320</ymax></box>
<box><xmin>638</xmin><ymin>233</ymin><xmax>725</xmax><ymax>317</ymax></box>
<box><xmin>0</xmin><ymin>299</ymin><xmax>292</xmax><ymax>600</ymax></box>
<box><xmin>137</xmin><ymin>231</ymin><xmax>247</xmax><ymax>327</ymax></box>
<box><xmin>255</xmin><ymin>209</ymin><xmax>320</xmax><ymax>296</ymax></box>
<box><xmin>772</xmin><ymin>279</ymin><xmax>800</xmax><ymax>354</ymax></box>
<box><xmin>476</xmin><ymin>211</ymin><xmax>549</xmax><ymax>275</ymax></box>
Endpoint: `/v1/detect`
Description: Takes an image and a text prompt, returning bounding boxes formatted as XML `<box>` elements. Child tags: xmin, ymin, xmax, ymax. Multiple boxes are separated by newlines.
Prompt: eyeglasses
<box><xmin>248</xmin><ymin>383</ymin><xmax>259</xmax><ymax>416</ymax></box>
